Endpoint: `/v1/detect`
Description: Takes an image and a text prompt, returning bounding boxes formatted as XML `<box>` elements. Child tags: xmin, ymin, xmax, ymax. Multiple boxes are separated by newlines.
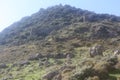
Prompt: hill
<box><xmin>0</xmin><ymin>4</ymin><xmax>120</xmax><ymax>45</ymax></box>
<box><xmin>0</xmin><ymin>4</ymin><xmax>120</xmax><ymax>80</ymax></box>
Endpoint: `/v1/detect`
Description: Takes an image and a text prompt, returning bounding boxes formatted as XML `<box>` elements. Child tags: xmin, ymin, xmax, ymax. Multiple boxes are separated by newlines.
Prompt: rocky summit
<box><xmin>0</xmin><ymin>4</ymin><xmax>120</xmax><ymax>80</ymax></box>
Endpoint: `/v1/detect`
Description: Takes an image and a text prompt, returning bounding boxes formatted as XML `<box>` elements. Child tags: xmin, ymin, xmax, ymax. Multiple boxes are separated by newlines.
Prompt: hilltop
<box><xmin>0</xmin><ymin>5</ymin><xmax>120</xmax><ymax>80</ymax></box>
<box><xmin>0</xmin><ymin>4</ymin><xmax>120</xmax><ymax>45</ymax></box>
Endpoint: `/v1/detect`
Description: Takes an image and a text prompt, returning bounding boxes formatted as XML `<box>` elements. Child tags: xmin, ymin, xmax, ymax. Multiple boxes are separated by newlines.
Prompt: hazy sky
<box><xmin>0</xmin><ymin>0</ymin><xmax>120</xmax><ymax>31</ymax></box>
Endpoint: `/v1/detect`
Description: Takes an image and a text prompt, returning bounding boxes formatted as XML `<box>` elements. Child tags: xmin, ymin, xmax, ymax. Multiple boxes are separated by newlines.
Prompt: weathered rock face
<box><xmin>90</xmin><ymin>45</ymin><xmax>103</xmax><ymax>57</ymax></box>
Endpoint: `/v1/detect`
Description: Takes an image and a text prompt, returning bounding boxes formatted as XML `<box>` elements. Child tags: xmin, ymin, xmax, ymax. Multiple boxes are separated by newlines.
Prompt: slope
<box><xmin>0</xmin><ymin>4</ymin><xmax>120</xmax><ymax>80</ymax></box>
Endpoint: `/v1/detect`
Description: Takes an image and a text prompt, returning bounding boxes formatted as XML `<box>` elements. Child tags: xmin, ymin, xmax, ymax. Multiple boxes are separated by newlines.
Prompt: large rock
<box><xmin>0</xmin><ymin>63</ymin><xmax>8</xmax><ymax>69</ymax></box>
<box><xmin>113</xmin><ymin>49</ymin><xmax>120</xmax><ymax>56</ymax></box>
<box><xmin>89</xmin><ymin>45</ymin><xmax>103</xmax><ymax>57</ymax></box>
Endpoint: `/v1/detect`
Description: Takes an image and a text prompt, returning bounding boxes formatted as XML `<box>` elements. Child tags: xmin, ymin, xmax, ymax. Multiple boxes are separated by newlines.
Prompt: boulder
<box><xmin>0</xmin><ymin>63</ymin><xmax>8</xmax><ymax>69</ymax></box>
<box><xmin>90</xmin><ymin>45</ymin><xmax>103</xmax><ymax>57</ymax></box>
<box><xmin>113</xmin><ymin>50</ymin><xmax>120</xmax><ymax>56</ymax></box>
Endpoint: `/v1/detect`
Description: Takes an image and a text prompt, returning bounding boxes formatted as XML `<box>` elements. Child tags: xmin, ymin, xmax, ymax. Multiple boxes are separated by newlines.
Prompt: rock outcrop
<box><xmin>90</xmin><ymin>45</ymin><xmax>103</xmax><ymax>57</ymax></box>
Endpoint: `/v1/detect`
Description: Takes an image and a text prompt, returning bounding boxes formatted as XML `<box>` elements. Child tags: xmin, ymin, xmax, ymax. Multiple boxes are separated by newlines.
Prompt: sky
<box><xmin>0</xmin><ymin>0</ymin><xmax>120</xmax><ymax>32</ymax></box>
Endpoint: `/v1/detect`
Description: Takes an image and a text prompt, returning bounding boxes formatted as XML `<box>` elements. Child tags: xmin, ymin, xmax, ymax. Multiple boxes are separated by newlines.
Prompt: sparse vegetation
<box><xmin>0</xmin><ymin>4</ymin><xmax>120</xmax><ymax>80</ymax></box>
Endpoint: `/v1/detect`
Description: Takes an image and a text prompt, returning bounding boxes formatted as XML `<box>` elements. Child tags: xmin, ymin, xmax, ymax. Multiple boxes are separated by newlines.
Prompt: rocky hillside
<box><xmin>0</xmin><ymin>4</ymin><xmax>120</xmax><ymax>45</ymax></box>
<box><xmin>0</xmin><ymin>4</ymin><xmax>120</xmax><ymax>80</ymax></box>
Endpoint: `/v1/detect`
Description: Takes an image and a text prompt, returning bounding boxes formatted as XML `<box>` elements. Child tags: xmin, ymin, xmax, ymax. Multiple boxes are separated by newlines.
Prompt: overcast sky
<box><xmin>0</xmin><ymin>0</ymin><xmax>120</xmax><ymax>31</ymax></box>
